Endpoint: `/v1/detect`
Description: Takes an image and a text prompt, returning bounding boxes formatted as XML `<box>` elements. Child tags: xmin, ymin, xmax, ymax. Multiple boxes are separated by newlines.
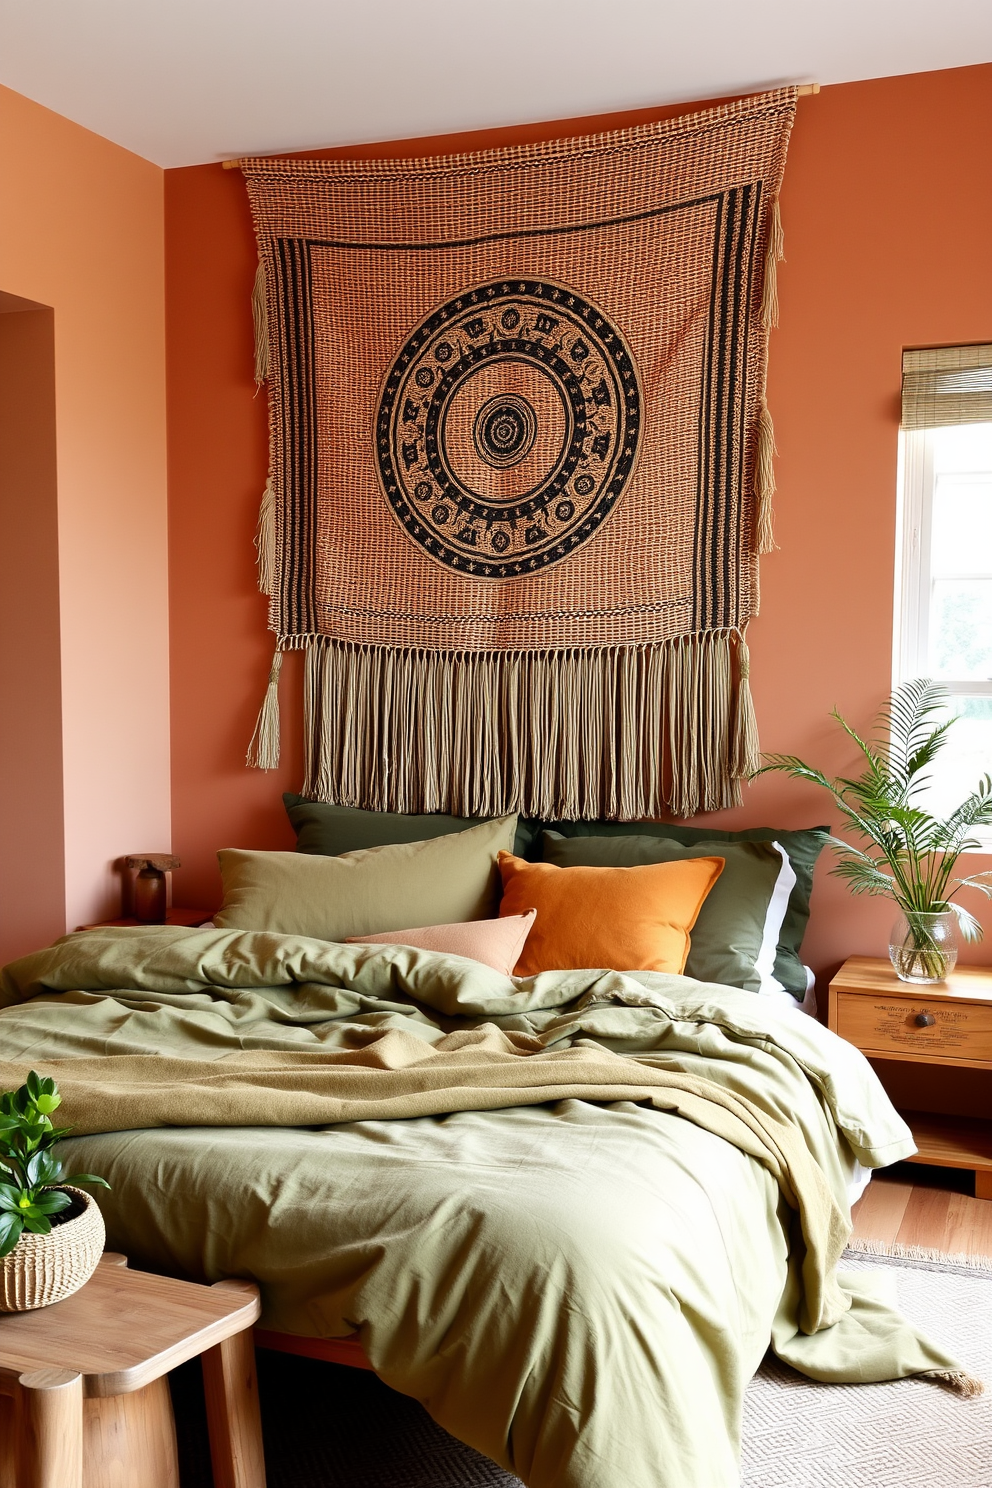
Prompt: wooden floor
<box><xmin>851</xmin><ymin>1165</ymin><xmax>992</xmax><ymax>1257</ymax></box>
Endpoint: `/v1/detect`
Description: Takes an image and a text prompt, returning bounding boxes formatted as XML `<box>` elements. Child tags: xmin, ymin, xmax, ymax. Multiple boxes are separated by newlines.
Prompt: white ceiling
<box><xmin>1</xmin><ymin>0</ymin><xmax>990</xmax><ymax>169</ymax></box>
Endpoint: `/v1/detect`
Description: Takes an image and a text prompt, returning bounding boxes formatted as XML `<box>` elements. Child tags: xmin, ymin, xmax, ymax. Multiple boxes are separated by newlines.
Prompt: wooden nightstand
<box><xmin>828</xmin><ymin>956</ymin><xmax>992</xmax><ymax>1200</ymax></box>
<box><xmin>76</xmin><ymin>908</ymin><xmax>214</xmax><ymax>931</ymax></box>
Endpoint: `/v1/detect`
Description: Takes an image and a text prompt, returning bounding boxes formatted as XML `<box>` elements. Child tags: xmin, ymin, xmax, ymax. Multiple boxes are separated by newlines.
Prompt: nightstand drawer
<box><xmin>835</xmin><ymin>991</ymin><xmax>992</xmax><ymax>1061</ymax></box>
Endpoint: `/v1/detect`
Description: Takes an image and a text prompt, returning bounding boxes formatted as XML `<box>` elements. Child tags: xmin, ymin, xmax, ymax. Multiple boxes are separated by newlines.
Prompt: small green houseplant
<box><xmin>761</xmin><ymin>679</ymin><xmax>992</xmax><ymax>982</ymax></box>
<box><xmin>0</xmin><ymin>1071</ymin><xmax>109</xmax><ymax>1310</ymax></box>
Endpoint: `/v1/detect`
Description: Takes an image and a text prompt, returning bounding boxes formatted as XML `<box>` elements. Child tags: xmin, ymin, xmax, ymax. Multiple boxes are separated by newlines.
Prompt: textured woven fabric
<box><xmin>742</xmin><ymin>1248</ymin><xmax>992</xmax><ymax>1488</ymax></box>
<box><xmin>243</xmin><ymin>89</ymin><xmax>796</xmax><ymax>817</ymax></box>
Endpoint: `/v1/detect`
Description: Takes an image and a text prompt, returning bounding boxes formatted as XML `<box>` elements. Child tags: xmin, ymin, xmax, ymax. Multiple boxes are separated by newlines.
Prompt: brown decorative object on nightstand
<box><xmin>124</xmin><ymin>855</ymin><xmax>181</xmax><ymax>923</ymax></box>
<box><xmin>828</xmin><ymin>956</ymin><xmax>992</xmax><ymax>1201</ymax></box>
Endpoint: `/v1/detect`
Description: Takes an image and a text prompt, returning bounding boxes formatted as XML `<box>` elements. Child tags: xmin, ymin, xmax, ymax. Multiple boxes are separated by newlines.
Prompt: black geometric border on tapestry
<box><xmin>375</xmin><ymin>279</ymin><xmax>642</xmax><ymax>580</ymax></box>
<box><xmin>268</xmin><ymin>181</ymin><xmax>761</xmax><ymax>638</ymax></box>
<box><xmin>693</xmin><ymin>179</ymin><xmax>763</xmax><ymax>634</ymax></box>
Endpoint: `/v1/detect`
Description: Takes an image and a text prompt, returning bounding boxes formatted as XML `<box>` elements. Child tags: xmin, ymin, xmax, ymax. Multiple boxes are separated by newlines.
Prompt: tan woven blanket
<box><xmin>243</xmin><ymin>89</ymin><xmax>796</xmax><ymax>816</ymax></box>
<box><xmin>0</xmin><ymin>1028</ymin><xmax>851</xmax><ymax>1333</ymax></box>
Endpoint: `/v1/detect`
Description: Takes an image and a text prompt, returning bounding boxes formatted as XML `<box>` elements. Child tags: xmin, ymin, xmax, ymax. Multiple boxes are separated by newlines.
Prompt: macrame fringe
<box><xmin>845</xmin><ymin>1237</ymin><xmax>992</xmax><ymax>1271</ymax></box>
<box><xmin>252</xmin><ymin>259</ymin><xmax>269</xmax><ymax>387</ymax></box>
<box><xmin>760</xmin><ymin>196</ymin><xmax>784</xmax><ymax>332</ymax></box>
<box><xmin>754</xmin><ymin>396</ymin><xmax>777</xmax><ymax>554</ymax></box>
<box><xmin>301</xmin><ymin>632</ymin><xmax>757</xmax><ymax>819</ymax></box>
<box><xmin>255</xmin><ymin>476</ymin><xmax>276</xmax><ymax>596</ymax></box>
<box><xmin>246</xmin><ymin>649</ymin><xmax>283</xmax><ymax>770</ymax></box>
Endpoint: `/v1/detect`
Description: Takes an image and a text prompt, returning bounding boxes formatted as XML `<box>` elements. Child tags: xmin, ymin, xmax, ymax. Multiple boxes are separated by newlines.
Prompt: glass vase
<box><xmin>888</xmin><ymin>909</ymin><xmax>959</xmax><ymax>984</ymax></box>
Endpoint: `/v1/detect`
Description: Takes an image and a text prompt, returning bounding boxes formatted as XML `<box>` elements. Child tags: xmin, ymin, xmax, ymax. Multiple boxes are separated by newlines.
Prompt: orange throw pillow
<box><xmin>497</xmin><ymin>851</ymin><xmax>725</xmax><ymax>977</ymax></box>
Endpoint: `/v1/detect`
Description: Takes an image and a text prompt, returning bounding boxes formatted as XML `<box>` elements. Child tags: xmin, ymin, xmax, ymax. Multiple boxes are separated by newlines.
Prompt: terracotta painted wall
<box><xmin>165</xmin><ymin>64</ymin><xmax>992</xmax><ymax>982</ymax></box>
<box><xmin>0</xmin><ymin>84</ymin><xmax>170</xmax><ymax>942</ymax></box>
<box><xmin>0</xmin><ymin>298</ymin><xmax>64</xmax><ymax>960</ymax></box>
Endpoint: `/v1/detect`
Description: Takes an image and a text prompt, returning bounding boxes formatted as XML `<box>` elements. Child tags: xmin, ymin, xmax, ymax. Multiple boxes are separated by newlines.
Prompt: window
<box><xmin>895</xmin><ymin>345</ymin><xmax>992</xmax><ymax>842</ymax></box>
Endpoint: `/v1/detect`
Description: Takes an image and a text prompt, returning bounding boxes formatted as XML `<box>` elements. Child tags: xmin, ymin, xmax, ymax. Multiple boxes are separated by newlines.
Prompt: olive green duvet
<box><xmin>0</xmin><ymin>929</ymin><xmax>971</xmax><ymax>1488</ymax></box>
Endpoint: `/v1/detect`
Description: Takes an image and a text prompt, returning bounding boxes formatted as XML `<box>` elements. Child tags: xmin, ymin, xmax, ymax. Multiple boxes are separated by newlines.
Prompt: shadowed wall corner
<box><xmin>0</xmin><ymin>292</ymin><xmax>65</xmax><ymax>961</ymax></box>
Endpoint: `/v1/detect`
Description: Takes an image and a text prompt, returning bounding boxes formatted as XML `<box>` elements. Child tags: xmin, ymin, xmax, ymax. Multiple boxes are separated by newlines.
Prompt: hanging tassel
<box><xmin>252</xmin><ymin>259</ymin><xmax>269</xmax><ymax>387</ymax></box>
<box><xmin>760</xmin><ymin>197</ymin><xmax>785</xmax><ymax>331</ymax></box>
<box><xmin>730</xmin><ymin>631</ymin><xmax>760</xmax><ymax>780</ymax></box>
<box><xmin>923</xmin><ymin>1370</ymin><xmax>985</xmax><ymax>1399</ymax></box>
<box><xmin>254</xmin><ymin>476</ymin><xmax>276</xmax><ymax>595</ymax></box>
<box><xmin>246</xmin><ymin>649</ymin><xmax>283</xmax><ymax>770</ymax></box>
<box><xmin>753</xmin><ymin>198</ymin><xmax>783</xmax><ymax>554</ymax></box>
<box><xmin>754</xmin><ymin>395</ymin><xmax>777</xmax><ymax>554</ymax></box>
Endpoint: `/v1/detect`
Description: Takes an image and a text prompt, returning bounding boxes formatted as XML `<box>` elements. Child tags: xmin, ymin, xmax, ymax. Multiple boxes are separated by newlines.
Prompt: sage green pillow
<box><xmin>215</xmin><ymin>816</ymin><xmax>516</xmax><ymax>941</ymax></box>
<box><xmin>544</xmin><ymin>821</ymin><xmax>828</xmax><ymax>994</ymax></box>
<box><xmin>283</xmin><ymin>794</ymin><xmax>538</xmax><ymax>860</ymax></box>
<box><xmin>541</xmin><ymin>833</ymin><xmax>795</xmax><ymax>994</ymax></box>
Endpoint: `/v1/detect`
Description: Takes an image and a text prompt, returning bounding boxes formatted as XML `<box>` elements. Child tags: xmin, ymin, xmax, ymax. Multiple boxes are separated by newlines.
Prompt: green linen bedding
<box><xmin>0</xmin><ymin>929</ymin><xmax>972</xmax><ymax>1488</ymax></box>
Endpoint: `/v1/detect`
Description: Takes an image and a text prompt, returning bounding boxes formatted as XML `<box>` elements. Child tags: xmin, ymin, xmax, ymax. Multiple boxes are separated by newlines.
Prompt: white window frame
<box><xmin>893</xmin><ymin>425</ymin><xmax>992</xmax><ymax>849</ymax></box>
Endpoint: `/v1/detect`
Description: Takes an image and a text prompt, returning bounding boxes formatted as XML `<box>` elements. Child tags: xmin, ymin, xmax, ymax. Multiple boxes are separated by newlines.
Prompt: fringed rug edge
<box><xmin>844</xmin><ymin>1237</ymin><xmax>992</xmax><ymax>1273</ymax></box>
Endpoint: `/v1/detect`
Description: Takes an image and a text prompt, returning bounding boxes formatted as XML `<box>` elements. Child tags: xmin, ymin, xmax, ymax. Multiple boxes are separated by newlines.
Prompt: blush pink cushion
<box><xmin>348</xmin><ymin>910</ymin><xmax>536</xmax><ymax>975</ymax></box>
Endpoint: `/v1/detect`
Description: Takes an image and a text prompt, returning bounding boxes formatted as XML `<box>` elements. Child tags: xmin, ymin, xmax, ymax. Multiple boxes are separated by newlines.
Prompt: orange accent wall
<box><xmin>0</xmin><ymin>84</ymin><xmax>169</xmax><ymax>945</ymax></box>
<box><xmin>165</xmin><ymin>64</ymin><xmax>992</xmax><ymax>979</ymax></box>
<box><xmin>0</xmin><ymin>297</ymin><xmax>64</xmax><ymax>961</ymax></box>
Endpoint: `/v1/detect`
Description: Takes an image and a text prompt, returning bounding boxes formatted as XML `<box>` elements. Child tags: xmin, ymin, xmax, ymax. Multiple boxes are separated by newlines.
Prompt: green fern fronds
<box><xmin>759</xmin><ymin>681</ymin><xmax>992</xmax><ymax>941</ymax></box>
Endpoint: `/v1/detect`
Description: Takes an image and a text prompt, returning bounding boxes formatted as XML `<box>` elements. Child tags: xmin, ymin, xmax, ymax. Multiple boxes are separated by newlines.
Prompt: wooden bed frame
<box><xmin>254</xmin><ymin>1328</ymin><xmax>374</xmax><ymax>1371</ymax></box>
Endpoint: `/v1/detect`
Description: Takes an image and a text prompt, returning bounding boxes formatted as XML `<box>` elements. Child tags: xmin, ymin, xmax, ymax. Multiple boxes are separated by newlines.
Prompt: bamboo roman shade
<box><xmin>902</xmin><ymin>344</ymin><xmax>992</xmax><ymax>430</ymax></box>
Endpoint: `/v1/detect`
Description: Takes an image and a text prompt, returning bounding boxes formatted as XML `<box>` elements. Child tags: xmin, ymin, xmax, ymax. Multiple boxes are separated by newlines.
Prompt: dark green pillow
<box><xmin>542</xmin><ymin>833</ymin><xmax>793</xmax><ymax>994</ymax></box>
<box><xmin>283</xmin><ymin>795</ymin><xmax>537</xmax><ymax>861</ymax></box>
<box><xmin>543</xmin><ymin>821</ymin><xmax>829</xmax><ymax>995</ymax></box>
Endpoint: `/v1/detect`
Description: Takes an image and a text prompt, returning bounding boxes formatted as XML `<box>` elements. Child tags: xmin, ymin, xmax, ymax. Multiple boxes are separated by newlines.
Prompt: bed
<box><xmin>0</xmin><ymin>906</ymin><xmax>965</xmax><ymax>1488</ymax></box>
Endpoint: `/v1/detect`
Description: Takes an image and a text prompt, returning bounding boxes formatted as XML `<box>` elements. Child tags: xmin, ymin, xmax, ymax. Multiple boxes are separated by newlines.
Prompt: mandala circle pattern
<box><xmin>376</xmin><ymin>280</ymin><xmax>642</xmax><ymax>577</ymax></box>
<box><xmin>473</xmin><ymin>393</ymin><xmax>538</xmax><ymax>469</ymax></box>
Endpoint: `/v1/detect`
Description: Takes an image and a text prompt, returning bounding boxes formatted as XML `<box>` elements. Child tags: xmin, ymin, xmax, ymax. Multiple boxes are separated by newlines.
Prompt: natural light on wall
<box><xmin>895</xmin><ymin>344</ymin><xmax>992</xmax><ymax>845</ymax></box>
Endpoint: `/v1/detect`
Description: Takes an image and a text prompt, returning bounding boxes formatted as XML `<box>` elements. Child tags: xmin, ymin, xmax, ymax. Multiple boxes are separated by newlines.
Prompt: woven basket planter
<box><xmin>0</xmin><ymin>1186</ymin><xmax>105</xmax><ymax>1312</ymax></box>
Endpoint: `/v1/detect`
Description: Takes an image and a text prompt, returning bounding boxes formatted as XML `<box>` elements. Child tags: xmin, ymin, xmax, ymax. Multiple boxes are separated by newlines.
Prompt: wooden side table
<box><xmin>76</xmin><ymin>908</ymin><xmax>214</xmax><ymax>931</ymax></box>
<box><xmin>0</xmin><ymin>1253</ymin><xmax>264</xmax><ymax>1488</ymax></box>
<box><xmin>828</xmin><ymin>956</ymin><xmax>992</xmax><ymax>1200</ymax></box>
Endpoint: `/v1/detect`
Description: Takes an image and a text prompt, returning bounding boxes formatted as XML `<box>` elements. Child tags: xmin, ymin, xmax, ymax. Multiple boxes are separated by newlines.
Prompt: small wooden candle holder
<box><xmin>124</xmin><ymin>855</ymin><xmax>181</xmax><ymax>924</ymax></box>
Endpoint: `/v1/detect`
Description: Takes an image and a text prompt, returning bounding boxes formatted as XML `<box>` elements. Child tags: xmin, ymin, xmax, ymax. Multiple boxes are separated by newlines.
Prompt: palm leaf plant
<box><xmin>0</xmin><ymin>1070</ymin><xmax>109</xmax><ymax>1259</ymax></box>
<box><xmin>761</xmin><ymin>679</ymin><xmax>992</xmax><ymax>980</ymax></box>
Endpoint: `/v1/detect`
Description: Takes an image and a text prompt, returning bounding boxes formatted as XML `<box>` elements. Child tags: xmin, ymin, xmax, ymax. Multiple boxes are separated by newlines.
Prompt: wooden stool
<box><xmin>0</xmin><ymin>1252</ymin><xmax>265</xmax><ymax>1488</ymax></box>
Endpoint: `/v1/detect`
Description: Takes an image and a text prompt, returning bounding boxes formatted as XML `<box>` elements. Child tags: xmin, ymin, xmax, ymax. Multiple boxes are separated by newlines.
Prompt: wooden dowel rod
<box><xmin>220</xmin><ymin>82</ymin><xmax>820</xmax><ymax>170</ymax></box>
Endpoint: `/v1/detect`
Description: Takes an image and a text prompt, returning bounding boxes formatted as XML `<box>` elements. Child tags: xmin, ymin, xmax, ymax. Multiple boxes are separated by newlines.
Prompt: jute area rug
<box><xmin>169</xmin><ymin>1244</ymin><xmax>991</xmax><ymax>1488</ymax></box>
<box><xmin>740</xmin><ymin>1245</ymin><xmax>992</xmax><ymax>1488</ymax></box>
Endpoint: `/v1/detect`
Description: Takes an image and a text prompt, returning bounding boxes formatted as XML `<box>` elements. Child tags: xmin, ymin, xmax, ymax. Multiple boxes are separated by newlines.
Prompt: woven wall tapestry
<box><xmin>242</xmin><ymin>87</ymin><xmax>796</xmax><ymax>819</ymax></box>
